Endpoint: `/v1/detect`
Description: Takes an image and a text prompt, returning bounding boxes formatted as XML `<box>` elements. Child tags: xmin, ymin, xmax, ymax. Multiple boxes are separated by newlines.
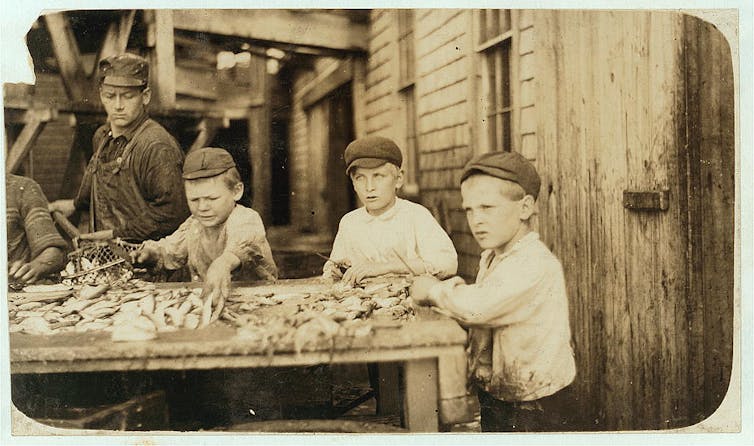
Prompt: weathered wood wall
<box><xmin>535</xmin><ymin>10</ymin><xmax>733</xmax><ymax>429</ymax></box>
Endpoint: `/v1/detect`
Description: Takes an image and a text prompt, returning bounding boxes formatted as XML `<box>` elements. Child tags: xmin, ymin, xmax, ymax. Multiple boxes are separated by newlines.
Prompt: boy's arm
<box><xmin>429</xmin><ymin>264</ymin><xmax>549</xmax><ymax>327</ymax></box>
<box><xmin>412</xmin><ymin>207</ymin><xmax>458</xmax><ymax>278</ymax></box>
<box><xmin>136</xmin><ymin>219</ymin><xmax>191</xmax><ymax>270</ymax></box>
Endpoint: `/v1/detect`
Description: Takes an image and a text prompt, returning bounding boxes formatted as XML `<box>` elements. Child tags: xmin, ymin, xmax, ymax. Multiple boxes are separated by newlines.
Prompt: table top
<box><xmin>9</xmin><ymin>279</ymin><xmax>468</xmax><ymax>374</ymax></box>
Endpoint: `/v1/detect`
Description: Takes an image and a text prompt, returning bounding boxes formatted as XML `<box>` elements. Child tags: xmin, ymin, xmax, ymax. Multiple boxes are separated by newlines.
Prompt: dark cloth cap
<box><xmin>461</xmin><ymin>151</ymin><xmax>542</xmax><ymax>199</ymax></box>
<box><xmin>344</xmin><ymin>136</ymin><xmax>403</xmax><ymax>174</ymax></box>
<box><xmin>98</xmin><ymin>53</ymin><xmax>149</xmax><ymax>87</ymax></box>
<box><xmin>183</xmin><ymin>147</ymin><xmax>237</xmax><ymax>180</ymax></box>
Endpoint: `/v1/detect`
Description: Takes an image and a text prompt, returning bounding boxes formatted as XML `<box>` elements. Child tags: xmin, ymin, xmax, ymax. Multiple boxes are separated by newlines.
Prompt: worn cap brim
<box><xmin>182</xmin><ymin>166</ymin><xmax>232</xmax><ymax>180</ymax></box>
<box><xmin>101</xmin><ymin>75</ymin><xmax>146</xmax><ymax>87</ymax></box>
<box><xmin>346</xmin><ymin>157</ymin><xmax>392</xmax><ymax>174</ymax></box>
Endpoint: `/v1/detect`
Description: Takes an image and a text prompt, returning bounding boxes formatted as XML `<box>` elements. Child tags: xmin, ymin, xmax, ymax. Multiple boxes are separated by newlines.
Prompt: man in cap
<box><xmin>323</xmin><ymin>135</ymin><xmax>457</xmax><ymax>284</ymax></box>
<box><xmin>50</xmin><ymin>53</ymin><xmax>189</xmax><ymax>243</ymax></box>
<box><xmin>411</xmin><ymin>151</ymin><xmax>576</xmax><ymax>432</ymax></box>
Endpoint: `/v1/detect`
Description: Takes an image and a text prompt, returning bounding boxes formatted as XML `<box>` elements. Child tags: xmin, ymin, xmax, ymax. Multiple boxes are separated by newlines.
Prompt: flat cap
<box><xmin>344</xmin><ymin>136</ymin><xmax>403</xmax><ymax>174</ymax></box>
<box><xmin>461</xmin><ymin>151</ymin><xmax>542</xmax><ymax>199</ymax></box>
<box><xmin>183</xmin><ymin>147</ymin><xmax>236</xmax><ymax>180</ymax></box>
<box><xmin>98</xmin><ymin>53</ymin><xmax>149</xmax><ymax>87</ymax></box>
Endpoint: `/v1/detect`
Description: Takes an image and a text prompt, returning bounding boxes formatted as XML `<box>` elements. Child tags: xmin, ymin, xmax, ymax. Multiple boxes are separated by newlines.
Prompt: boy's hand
<box><xmin>201</xmin><ymin>253</ymin><xmax>240</xmax><ymax>323</ymax></box>
<box><xmin>342</xmin><ymin>262</ymin><xmax>389</xmax><ymax>286</ymax></box>
<box><xmin>410</xmin><ymin>275</ymin><xmax>441</xmax><ymax>306</ymax></box>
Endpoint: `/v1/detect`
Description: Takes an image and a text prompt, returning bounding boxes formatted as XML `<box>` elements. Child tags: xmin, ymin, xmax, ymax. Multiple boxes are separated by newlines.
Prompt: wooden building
<box><xmin>4</xmin><ymin>9</ymin><xmax>735</xmax><ymax>431</ymax></box>
<box><xmin>285</xmin><ymin>10</ymin><xmax>735</xmax><ymax>430</ymax></box>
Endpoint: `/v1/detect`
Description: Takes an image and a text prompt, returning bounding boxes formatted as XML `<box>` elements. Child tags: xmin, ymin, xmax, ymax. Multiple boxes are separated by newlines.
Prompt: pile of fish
<box><xmin>225</xmin><ymin>280</ymin><xmax>414</xmax><ymax>354</ymax></box>
<box><xmin>8</xmin><ymin>278</ymin><xmax>414</xmax><ymax>351</ymax></box>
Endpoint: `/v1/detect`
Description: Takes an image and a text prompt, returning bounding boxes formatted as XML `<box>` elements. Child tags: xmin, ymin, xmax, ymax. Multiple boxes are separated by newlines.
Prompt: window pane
<box><xmin>485</xmin><ymin>9</ymin><xmax>499</xmax><ymax>42</ymax></box>
<box><xmin>487</xmin><ymin>113</ymin><xmax>498</xmax><ymax>151</ymax></box>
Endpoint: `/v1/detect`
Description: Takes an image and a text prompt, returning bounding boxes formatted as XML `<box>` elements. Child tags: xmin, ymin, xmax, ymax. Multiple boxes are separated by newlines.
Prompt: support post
<box><xmin>248</xmin><ymin>54</ymin><xmax>271</xmax><ymax>223</ymax></box>
<box><xmin>403</xmin><ymin>358</ymin><xmax>439</xmax><ymax>432</ymax></box>
<box><xmin>43</xmin><ymin>13</ymin><xmax>92</xmax><ymax>104</ymax></box>
<box><xmin>146</xmin><ymin>10</ymin><xmax>176</xmax><ymax>110</ymax></box>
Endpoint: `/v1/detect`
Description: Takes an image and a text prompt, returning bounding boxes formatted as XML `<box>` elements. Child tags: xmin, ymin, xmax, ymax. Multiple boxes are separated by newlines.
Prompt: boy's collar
<box><xmin>482</xmin><ymin>232</ymin><xmax>539</xmax><ymax>262</ymax></box>
<box><xmin>107</xmin><ymin>111</ymin><xmax>148</xmax><ymax>140</ymax></box>
<box><xmin>360</xmin><ymin>197</ymin><xmax>402</xmax><ymax>222</ymax></box>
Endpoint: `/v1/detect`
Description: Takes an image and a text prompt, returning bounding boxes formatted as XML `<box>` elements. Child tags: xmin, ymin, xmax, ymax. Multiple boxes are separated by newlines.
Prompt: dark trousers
<box><xmin>477</xmin><ymin>385</ymin><xmax>575</xmax><ymax>432</ymax></box>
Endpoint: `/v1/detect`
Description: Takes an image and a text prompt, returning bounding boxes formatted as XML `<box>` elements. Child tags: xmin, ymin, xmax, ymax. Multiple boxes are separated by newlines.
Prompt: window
<box><xmin>476</xmin><ymin>9</ymin><xmax>515</xmax><ymax>152</ymax></box>
<box><xmin>397</xmin><ymin>9</ymin><xmax>419</xmax><ymax>196</ymax></box>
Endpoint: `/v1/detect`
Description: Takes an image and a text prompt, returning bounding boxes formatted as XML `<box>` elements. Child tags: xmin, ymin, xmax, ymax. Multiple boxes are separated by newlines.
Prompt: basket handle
<box><xmin>79</xmin><ymin>230</ymin><xmax>115</xmax><ymax>241</ymax></box>
<box><xmin>52</xmin><ymin>210</ymin><xmax>81</xmax><ymax>239</ymax></box>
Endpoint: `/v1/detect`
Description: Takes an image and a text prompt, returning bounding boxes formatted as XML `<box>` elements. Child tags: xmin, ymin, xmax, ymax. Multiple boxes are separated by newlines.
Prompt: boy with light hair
<box><xmin>412</xmin><ymin>151</ymin><xmax>576</xmax><ymax>432</ymax></box>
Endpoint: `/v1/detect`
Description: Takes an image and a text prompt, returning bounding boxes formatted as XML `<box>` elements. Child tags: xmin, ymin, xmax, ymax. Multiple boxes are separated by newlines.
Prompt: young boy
<box><xmin>411</xmin><ymin>151</ymin><xmax>576</xmax><ymax>432</ymax></box>
<box><xmin>133</xmin><ymin>147</ymin><xmax>278</xmax><ymax>312</ymax></box>
<box><xmin>323</xmin><ymin>136</ymin><xmax>457</xmax><ymax>284</ymax></box>
<box><xmin>6</xmin><ymin>174</ymin><xmax>67</xmax><ymax>284</ymax></box>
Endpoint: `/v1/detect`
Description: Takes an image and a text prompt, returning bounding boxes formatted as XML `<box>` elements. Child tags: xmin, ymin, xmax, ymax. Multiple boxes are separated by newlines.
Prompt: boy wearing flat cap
<box><xmin>50</xmin><ymin>53</ymin><xmax>189</xmax><ymax>242</ymax></box>
<box><xmin>323</xmin><ymin>136</ymin><xmax>457</xmax><ymax>285</ymax></box>
<box><xmin>132</xmin><ymin>147</ymin><xmax>278</xmax><ymax>316</ymax></box>
<box><xmin>412</xmin><ymin>151</ymin><xmax>576</xmax><ymax>432</ymax></box>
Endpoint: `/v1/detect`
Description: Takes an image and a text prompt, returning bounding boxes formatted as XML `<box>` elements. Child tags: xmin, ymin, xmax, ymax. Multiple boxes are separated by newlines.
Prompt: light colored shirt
<box><xmin>144</xmin><ymin>204</ymin><xmax>278</xmax><ymax>282</ymax></box>
<box><xmin>323</xmin><ymin>198</ymin><xmax>457</xmax><ymax>279</ymax></box>
<box><xmin>429</xmin><ymin>232</ymin><xmax>576</xmax><ymax>401</ymax></box>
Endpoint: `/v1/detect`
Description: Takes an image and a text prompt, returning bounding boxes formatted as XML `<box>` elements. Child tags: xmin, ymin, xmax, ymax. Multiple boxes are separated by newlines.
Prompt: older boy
<box><xmin>6</xmin><ymin>174</ymin><xmax>67</xmax><ymax>284</ymax></box>
<box><xmin>49</xmin><ymin>53</ymin><xmax>188</xmax><ymax>242</ymax></box>
<box><xmin>323</xmin><ymin>136</ymin><xmax>457</xmax><ymax>284</ymax></box>
<box><xmin>412</xmin><ymin>151</ymin><xmax>576</xmax><ymax>432</ymax></box>
<box><xmin>133</xmin><ymin>147</ymin><xmax>277</xmax><ymax>311</ymax></box>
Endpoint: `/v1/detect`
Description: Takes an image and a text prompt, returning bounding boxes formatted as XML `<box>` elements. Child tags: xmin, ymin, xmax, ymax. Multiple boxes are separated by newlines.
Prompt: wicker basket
<box><xmin>60</xmin><ymin>238</ymin><xmax>141</xmax><ymax>285</ymax></box>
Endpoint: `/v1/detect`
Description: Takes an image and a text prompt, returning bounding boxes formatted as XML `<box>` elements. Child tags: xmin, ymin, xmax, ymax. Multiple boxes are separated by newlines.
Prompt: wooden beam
<box><xmin>351</xmin><ymin>57</ymin><xmax>367</xmax><ymax>138</ymax></box>
<box><xmin>146</xmin><ymin>10</ymin><xmax>176</xmax><ymax>109</ymax></box>
<box><xmin>172</xmin><ymin>9</ymin><xmax>368</xmax><ymax>52</ymax></box>
<box><xmin>95</xmin><ymin>10</ymin><xmax>137</xmax><ymax>71</ymax></box>
<box><xmin>5</xmin><ymin>109</ymin><xmax>55</xmax><ymax>174</ymax></box>
<box><xmin>43</xmin><ymin>13</ymin><xmax>92</xmax><ymax>103</ymax></box>
<box><xmin>175</xmin><ymin>65</ymin><xmax>218</xmax><ymax>100</ymax></box>
<box><xmin>247</xmin><ymin>54</ymin><xmax>272</xmax><ymax>224</ymax></box>
<box><xmin>301</xmin><ymin>58</ymin><xmax>354</xmax><ymax>109</ymax></box>
<box><xmin>188</xmin><ymin>118</ymin><xmax>225</xmax><ymax>153</ymax></box>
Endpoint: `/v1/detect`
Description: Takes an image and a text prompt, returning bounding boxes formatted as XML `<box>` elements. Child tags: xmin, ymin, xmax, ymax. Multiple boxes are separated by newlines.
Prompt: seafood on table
<box><xmin>7</xmin><ymin>278</ymin><xmax>414</xmax><ymax>353</ymax></box>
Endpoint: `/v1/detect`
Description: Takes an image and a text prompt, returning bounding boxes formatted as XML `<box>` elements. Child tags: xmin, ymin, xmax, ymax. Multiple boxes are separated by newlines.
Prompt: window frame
<box><xmin>473</xmin><ymin>9</ymin><xmax>520</xmax><ymax>155</ymax></box>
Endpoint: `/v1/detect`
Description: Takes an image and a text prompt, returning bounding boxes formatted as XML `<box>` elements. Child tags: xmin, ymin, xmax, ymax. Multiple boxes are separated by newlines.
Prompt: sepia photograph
<box><xmin>0</xmin><ymin>2</ymin><xmax>749</xmax><ymax>444</ymax></box>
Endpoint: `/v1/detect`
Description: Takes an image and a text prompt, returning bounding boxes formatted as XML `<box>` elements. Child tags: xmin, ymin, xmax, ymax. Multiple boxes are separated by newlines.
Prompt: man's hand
<box><xmin>48</xmin><ymin>199</ymin><xmax>76</xmax><ymax>218</ymax></box>
<box><xmin>131</xmin><ymin>244</ymin><xmax>159</xmax><ymax>266</ymax></box>
<box><xmin>410</xmin><ymin>275</ymin><xmax>442</xmax><ymax>306</ymax></box>
<box><xmin>9</xmin><ymin>259</ymin><xmax>52</xmax><ymax>284</ymax></box>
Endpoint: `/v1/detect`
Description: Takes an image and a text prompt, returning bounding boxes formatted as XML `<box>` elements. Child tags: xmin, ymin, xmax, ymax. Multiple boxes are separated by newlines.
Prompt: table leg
<box><xmin>372</xmin><ymin>362</ymin><xmax>401</xmax><ymax>415</ymax></box>
<box><xmin>402</xmin><ymin>357</ymin><xmax>438</xmax><ymax>432</ymax></box>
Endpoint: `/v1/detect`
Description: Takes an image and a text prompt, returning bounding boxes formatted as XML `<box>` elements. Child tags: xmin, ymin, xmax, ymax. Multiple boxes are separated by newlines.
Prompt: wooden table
<box><xmin>9</xmin><ymin>280</ymin><xmax>473</xmax><ymax>432</ymax></box>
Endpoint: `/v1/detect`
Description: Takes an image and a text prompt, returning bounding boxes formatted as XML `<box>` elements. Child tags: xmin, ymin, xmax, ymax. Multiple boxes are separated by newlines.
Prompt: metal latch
<box><xmin>622</xmin><ymin>190</ymin><xmax>670</xmax><ymax>211</ymax></box>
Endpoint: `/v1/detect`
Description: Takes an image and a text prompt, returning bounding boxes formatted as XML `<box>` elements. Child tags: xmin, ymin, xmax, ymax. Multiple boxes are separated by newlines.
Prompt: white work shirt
<box><xmin>324</xmin><ymin>198</ymin><xmax>458</xmax><ymax>279</ymax></box>
<box><xmin>429</xmin><ymin>232</ymin><xmax>576</xmax><ymax>401</ymax></box>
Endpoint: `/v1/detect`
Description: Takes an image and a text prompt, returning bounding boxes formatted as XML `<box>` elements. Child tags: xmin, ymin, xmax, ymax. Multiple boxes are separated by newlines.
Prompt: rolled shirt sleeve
<box><xmin>19</xmin><ymin>179</ymin><xmax>68</xmax><ymax>259</ymax></box>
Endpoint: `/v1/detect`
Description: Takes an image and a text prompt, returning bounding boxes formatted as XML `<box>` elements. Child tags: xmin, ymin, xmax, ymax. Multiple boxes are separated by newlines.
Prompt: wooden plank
<box><xmin>402</xmin><ymin>357</ymin><xmax>439</xmax><ymax>432</ymax></box>
<box><xmin>146</xmin><ymin>10</ymin><xmax>176</xmax><ymax>109</ymax></box>
<box><xmin>5</xmin><ymin>109</ymin><xmax>54</xmax><ymax>174</ymax></box>
<box><xmin>42</xmin><ymin>13</ymin><xmax>91</xmax><ymax>102</ymax></box>
<box><xmin>175</xmin><ymin>64</ymin><xmax>218</xmax><ymax>100</ymax></box>
<box><xmin>95</xmin><ymin>10</ymin><xmax>136</xmax><ymax>70</ymax></box>
<box><xmin>188</xmin><ymin>118</ymin><xmax>225</xmax><ymax>153</ymax></box>
<box><xmin>302</xmin><ymin>58</ymin><xmax>354</xmax><ymax>109</ymax></box>
<box><xmin>248</xmin><ymin>54</ymin><xmax>271</xmax><ymax>223</ymax></box>
<box><xmin>172</xmin><ymin>9</ymin><xmax>368</xmax><ymax>52</ymax></box>
<box><xmin>684</xmin><ymin>14</ymin><xmax>735</xmax><ymax>422</ymax></box>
